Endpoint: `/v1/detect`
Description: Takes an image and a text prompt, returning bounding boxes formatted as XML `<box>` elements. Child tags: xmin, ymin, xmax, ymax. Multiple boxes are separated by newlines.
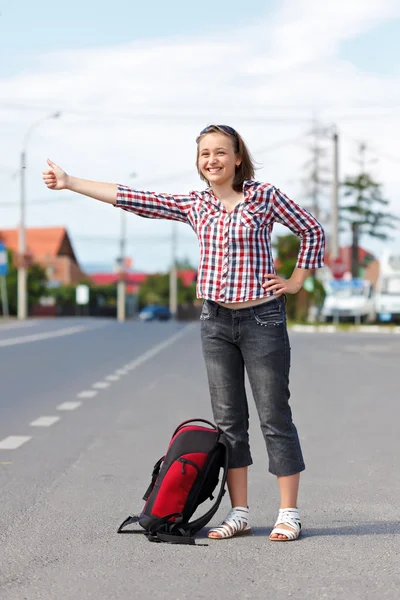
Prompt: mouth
<box><xmin>206</xmin><ymin>167</ymin><xmax>222</xmax><ymax>174</ymax></box>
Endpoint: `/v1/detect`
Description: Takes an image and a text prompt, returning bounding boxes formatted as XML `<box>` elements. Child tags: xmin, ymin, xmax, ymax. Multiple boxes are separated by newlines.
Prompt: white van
<box><xmin>375</xmin><ymin>250</ymin><xmax>400</xmax><ymax>323</ymax></box>
<box><xmin>321</xmin><ymin>278</ymin><xmax>376</xmax><ymax>323</ymax></box>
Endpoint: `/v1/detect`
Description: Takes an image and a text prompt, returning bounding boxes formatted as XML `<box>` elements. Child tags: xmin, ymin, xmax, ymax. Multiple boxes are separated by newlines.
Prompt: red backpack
<box><xmin>117</xmin><ymin>419</ymin><xmax>229</xmax><ymax>545</ymax></box>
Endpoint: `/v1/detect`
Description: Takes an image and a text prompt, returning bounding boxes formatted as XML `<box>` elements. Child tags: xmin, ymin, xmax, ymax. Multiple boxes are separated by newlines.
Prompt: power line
<box><xmin>1</xmin><ymin>102</ymin><xmax>398</xmax><ymax>123</ymax></box>
<box><xmin>340</xmin><ymin>129</ymin><xmax>400</xmax><ymax>166</ymax></box>
<box><xmin>73</xmin><ymin>234</ymin><xmax>197</xmax><ymax>244</ymax></box>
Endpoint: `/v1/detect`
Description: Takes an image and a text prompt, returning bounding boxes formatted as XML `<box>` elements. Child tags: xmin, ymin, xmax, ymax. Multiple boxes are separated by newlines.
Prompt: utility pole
<box><xmin>116</xmin><ymin>208</ymin><xmax>127</xmax><ymax>322</ymax></box>
<box><xmin>169</xmin><ymin>222</ymin><xmax>178</xmax><ymax>318</ymax></box>
<box><xmin>303</xmin><ymin>121</ymin><xmax>329</xmax><ymax>222</ymax></box>
<box><xmin>311</xmin><ymin>124</ymin><xmax>321</xmax><ymax>222</ymax></box>
<box><xmin>117</xmin><ymin>172</ymin><xmax>136</xmax><ymax>322</ymax></box>
<box><xmin>330</xmin><ymin>127</ymin><xmax>339</xmax><ymax>260</ymax></box>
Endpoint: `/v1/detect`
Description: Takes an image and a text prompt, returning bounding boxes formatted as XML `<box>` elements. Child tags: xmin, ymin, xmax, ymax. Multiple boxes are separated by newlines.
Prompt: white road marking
<box><xmin>57</xmin><ymin>401</ymin><xmax>82</xmax><ymax>411</ymax></box>
<box><xmin>0</xmin><ymin>436</ymin><xmax>32</xmax><ymax>450</ymax></box>
<box><xmin>77</xmin><ymin>390</ymin><xmax>98</xmax><ymax>398</ymax></box>
<box><xmin>30</xmin><ymin>416</ymin><xmax>60</xmax><ymax>427</ymax></box>
<box><xmin>0</xmin><ymin>325</ymin><xmax>89</xmax><ymax>347</ymax></box>
<box><xmin>106</xmin><ymin>375</ymin><xmax>120</xmax><ymax>381</ymax></box>
<box><xmin>0</xmin><ymin>320</ymin><xmax>38</xmax><ymax>331</ymax></box>
<box><xmin>92</xmin><ymin>381</ymin><xmax>110</xmax><ymax>389</ymax></box>
<box><xmin>127</xmin><ymin>325</ymin><xmax>195</xmax><ymax>372</ymax></box>
<box><xmin>115</xmin><ymin>369</ymin><xmax>128</xmax><ymax>375</ymax></box>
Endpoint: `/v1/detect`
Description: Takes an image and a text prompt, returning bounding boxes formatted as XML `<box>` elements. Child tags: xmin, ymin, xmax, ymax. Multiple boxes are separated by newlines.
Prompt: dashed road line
<box><xmin>57</xmin><ymin>402</ymin><xmax>82</xmax><ymax>411</ymax></box>
<box><xmin>77</xmin><ymin>390</ymin><xmax>98</xmax><ymax>399</ymax></box>
<box><xmin>30</xmin><ymin>416</ymin><xmax>60</xmax><ymax>427</ymax></box>
<box><xmin>0</xmin><ymin>436</ymin><xmax>32</xmax><ymax>450</ymax></box>
<box><xmin>1</xmin><ymin>324</ymin><xmax>194</xmax><ymax>452</ymax></box>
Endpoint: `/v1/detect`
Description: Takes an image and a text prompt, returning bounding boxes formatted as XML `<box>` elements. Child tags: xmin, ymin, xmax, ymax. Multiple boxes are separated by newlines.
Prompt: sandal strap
<box><xmin>271</xmin><ymin>508</ymin><xmax>301</xmax><ymax>540</ymax></box>
<box><xmin>208</xmin><ymin>506</ymin><xmax>249</xmax><ymax>538</ymax></box>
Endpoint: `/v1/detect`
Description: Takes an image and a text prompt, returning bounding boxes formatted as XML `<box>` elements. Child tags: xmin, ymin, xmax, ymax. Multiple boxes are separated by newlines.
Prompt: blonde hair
<box><xmin>196</xmin><ymin>125</ymin><xmax>255</xmax><ymax>192</ymax></box>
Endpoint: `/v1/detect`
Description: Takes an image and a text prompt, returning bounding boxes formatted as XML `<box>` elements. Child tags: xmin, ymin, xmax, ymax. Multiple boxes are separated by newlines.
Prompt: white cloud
<box><xmin>0</xmin><ymin>0</ymin><xmax>399</xmax><ymax>272</ymax></box>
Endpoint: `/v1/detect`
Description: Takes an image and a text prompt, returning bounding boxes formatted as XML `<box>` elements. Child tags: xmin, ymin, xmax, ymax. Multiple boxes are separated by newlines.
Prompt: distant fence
<box><xmin>31</xmin><ymin>303</ymin><xmax>202</xmax><ymax>321</ymax></box>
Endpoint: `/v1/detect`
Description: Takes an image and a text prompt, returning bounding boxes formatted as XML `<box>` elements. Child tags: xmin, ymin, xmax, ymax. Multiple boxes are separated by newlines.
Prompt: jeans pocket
<box><xmin>253</xmin><ymin>300</ymin><xmax>284</xmax><ymax>327</ymax></box>
<box><xmin>200</xmin><ymin>301</ymin><xmax>213</xmax><ymax>321</ymax></box>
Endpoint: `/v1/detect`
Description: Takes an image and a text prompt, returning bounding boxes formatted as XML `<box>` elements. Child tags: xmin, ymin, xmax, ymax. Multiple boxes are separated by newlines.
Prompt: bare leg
<box><xmin>227</xmin><ymin>466</ymin><xmax>248</xmax><ymax>507</ymax></box>
<box><xmin>208</xmin><ymin>466</ymin><xmax>249</xmax><ymax>539</ymax></box>
<box><xmin>270</xmin><ymin>472</ymin><xmax>300</xmax><ymax>540</ymax></box>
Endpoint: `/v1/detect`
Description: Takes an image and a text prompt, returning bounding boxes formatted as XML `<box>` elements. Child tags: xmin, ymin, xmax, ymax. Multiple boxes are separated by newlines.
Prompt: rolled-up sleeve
<box><xmin>271</xmin><ymin>186</ymin><xmax>325</xmax><ymax>269</ymax></box>
<box><xmin>115</xmin><ymin>185</ymin><xmax>194</xmax><ymax>224</ymax></box>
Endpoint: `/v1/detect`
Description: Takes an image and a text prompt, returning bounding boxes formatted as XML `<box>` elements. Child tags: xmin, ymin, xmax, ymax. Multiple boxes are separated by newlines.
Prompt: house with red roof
<box><xmin>0</xmin><ymin>227</ymin><xmax>87</xmax><ymax>286</ymax></box>
<box><xmin>90</xmin><ymin>270</ymin><xmax>197</xmax><ymax>295</ymax></box>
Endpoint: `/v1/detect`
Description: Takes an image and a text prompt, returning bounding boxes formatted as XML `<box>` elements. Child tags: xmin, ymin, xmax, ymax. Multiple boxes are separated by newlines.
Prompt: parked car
<box><xmin>375</xmin><ymin>249</ymin><xmax>400</xmax><ymax>323</ymax></box>
<box><xmin>320</xmin><ymin>278</ymin><xmax>376</xmax><ymax>323</ymax></box>
<box><xmin>138</xmin><ymin>304</ymin><xmax>172</xmax><ymax>321</ymax></box>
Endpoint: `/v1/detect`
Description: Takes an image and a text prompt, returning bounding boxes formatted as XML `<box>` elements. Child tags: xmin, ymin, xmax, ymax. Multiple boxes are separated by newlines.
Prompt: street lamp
<box><xmin>18</xmin><ymin>112</ymin><xmax>61</xmax><ymax>320</ymax></box>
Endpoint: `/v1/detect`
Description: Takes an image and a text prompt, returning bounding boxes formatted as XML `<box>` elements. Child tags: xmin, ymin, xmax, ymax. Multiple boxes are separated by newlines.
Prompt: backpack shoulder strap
<box><xmin>184</xmin><ymin>435</ymin><xmax>229</xmax><ymax>534</ymax></box>
<box><xmin>117</xmin><ymin>514</ymin><xmax>141</xmax><ymax>533</ymax></box>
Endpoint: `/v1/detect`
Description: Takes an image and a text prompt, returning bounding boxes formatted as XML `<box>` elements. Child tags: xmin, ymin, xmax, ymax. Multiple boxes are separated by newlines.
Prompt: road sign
<box><xmin>76</xmin><ymin>284</ymin><xmax>90</xmax><ymax>305</ymax></box>
<box><xmin>0</xmin><ymin>242</ymin><xmax>8</xmax><ymax>277</ymax></box>
<box><xmin>330</xmin><ymin>257</ymin><xmax>346</xmax><ymax>279</ymax></box>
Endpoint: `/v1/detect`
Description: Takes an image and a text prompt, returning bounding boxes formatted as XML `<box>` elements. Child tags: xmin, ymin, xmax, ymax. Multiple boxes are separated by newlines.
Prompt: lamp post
<box><xmin>169</xmin><ymin>222</ymin><xmax>178</xmax><ymax>319</ymax></box>
<box><xmin>18</xmin><ymin>112</ymin><xmax>61</xmax><ymax>320</ymax></box>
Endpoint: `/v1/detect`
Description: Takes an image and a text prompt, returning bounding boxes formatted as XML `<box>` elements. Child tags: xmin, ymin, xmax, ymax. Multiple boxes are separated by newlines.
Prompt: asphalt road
<box><xmin>0</xmin><ymin>317</ymin><xmax>399</xmax><ymax>599</ymax></box>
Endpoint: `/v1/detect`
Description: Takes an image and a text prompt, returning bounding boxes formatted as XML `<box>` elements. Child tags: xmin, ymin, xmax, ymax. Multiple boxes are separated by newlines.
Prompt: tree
<box><xmin>4</xmin><ymin>249</ymin><xmax>47</xmax><ymax>315</ymax></box>
<box><xmin>341</xmin><ymin>144</ymin><xmax>399</xmax><ymax>278</ymax></box>
<box><xmin>273</xmin><ymin>234</ymin><xmax>325</xmax><ymax>321</ymax></box>
<box><xmin>175</xmin><ymin>256</ymin><xmax>197</xmax><ymax>270</ymax></box>
<box><xmin>138</xmin><ymin>273</ymin><xmax>196</xmax><ymax>309</ymax></box>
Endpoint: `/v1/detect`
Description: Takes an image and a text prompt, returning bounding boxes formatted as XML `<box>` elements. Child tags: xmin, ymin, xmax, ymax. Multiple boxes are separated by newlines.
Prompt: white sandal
<box><xmin>270</xmin><ymin>508</ymin><xmax>301</xmax><ymax>541</ymax></box>
<box><xmin>208</xmin><ymin>506</ymin><xmax>251</xmax><ymax>539</ymax></box>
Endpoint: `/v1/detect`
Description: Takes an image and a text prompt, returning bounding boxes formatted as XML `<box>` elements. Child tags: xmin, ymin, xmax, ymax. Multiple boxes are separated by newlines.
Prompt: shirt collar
<box><xmin>203</xmin><ymin>180</ymin><xmax>255</xmax><ymax>207</ymax></box>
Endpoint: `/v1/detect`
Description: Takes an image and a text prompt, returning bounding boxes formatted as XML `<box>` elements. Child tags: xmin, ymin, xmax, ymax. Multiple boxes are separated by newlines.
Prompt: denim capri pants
<box><xmin>200</xmin><ymin>296</ymin><xmax>305</xmax><ymax>477</ymax></box>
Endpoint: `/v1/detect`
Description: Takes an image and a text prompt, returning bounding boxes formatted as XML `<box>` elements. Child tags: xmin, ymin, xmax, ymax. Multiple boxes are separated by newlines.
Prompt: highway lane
<box><xmin>0</xmin><ymin>321</ymin><xmax>399</xmax><ymax>599</ymax></box>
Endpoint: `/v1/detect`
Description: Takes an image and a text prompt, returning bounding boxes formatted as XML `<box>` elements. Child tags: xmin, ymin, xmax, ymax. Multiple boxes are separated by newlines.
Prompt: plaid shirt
<box><xmin>116</xmin><ymin>180</ymin><xmax>325</xmax><ymax>303</ymax></box>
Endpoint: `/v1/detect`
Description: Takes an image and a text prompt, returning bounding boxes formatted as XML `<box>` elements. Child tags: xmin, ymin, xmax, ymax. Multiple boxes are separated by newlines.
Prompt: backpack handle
<box><xmin>172</xmin><ymin>419</ymin><xmax>218</xmax><ymax>438</ymax></box>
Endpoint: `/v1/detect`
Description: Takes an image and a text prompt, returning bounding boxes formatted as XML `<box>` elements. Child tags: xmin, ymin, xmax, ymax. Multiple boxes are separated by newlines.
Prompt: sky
<box><xmin>1</xmin><ymin>0</ymin><xmax>400</xmax><ymax>273</ymax></box>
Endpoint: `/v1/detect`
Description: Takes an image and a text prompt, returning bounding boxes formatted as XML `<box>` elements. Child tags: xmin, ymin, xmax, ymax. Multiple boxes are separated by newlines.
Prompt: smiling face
<box><xmin>197</xmin><ymin>133</ymin><xmax>242</xmax><ymax>188</ymax></box>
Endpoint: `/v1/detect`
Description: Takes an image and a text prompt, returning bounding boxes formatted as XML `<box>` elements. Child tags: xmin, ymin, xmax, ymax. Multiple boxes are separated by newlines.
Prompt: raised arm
<box><xmin>42</xmin><ymin>159</ymin><xmax>194</xmax><ymax>223</ymax></box>
<box><xmin>42</xmin><ymin>159</ymin><xmax>118</xmax><ymax>204</ymax></box>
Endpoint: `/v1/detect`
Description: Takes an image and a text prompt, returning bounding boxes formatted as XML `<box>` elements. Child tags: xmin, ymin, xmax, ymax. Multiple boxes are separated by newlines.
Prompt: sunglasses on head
<box><xmin>200</xmin><ymin>125</ymin><xmax>238</xmax><ymax>137</ymax></box>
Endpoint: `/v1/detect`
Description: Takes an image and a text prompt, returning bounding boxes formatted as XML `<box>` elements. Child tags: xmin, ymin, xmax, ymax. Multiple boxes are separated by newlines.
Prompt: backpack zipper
<box><xmin>178</xmin><ymin>458</ymin><xmax>201</xmax><ymax>475</ymax></box>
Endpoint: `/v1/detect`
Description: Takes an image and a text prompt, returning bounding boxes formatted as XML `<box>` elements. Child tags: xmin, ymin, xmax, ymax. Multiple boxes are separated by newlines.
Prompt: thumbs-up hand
<box><xmin>42</xmin><ymin>159</ymin><xmax>69</xmax><ymax>190</ymax></box>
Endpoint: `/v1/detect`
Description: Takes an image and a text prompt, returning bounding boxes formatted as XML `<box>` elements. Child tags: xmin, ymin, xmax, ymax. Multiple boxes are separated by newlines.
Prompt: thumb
<box><xmin>47</xmin><ymin>158</ymin><xmax>58</xmax><ymax>170</ymax></box>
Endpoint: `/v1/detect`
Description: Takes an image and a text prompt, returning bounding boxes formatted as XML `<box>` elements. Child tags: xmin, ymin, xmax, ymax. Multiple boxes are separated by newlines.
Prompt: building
<box><xmin>324</xmin><ymin>246</ymin><xmax>375</xmax><ymax>279</ymax></box>
<box><xmin>0</xmin><ymin>227</ymin><xmax>87</xmax><ymax>286</ymax></box>
<box><xmin>90</xmin><ymin>270</ymin><xmax>197</xmax><ymax>295</ymax></box>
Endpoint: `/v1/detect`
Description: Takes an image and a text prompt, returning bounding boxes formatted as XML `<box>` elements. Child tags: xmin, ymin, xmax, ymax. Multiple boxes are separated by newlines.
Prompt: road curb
<box><xmin>290</xmin><ymin>324</ymin><xmax>400</xmax><ymax>334</ymax></box>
